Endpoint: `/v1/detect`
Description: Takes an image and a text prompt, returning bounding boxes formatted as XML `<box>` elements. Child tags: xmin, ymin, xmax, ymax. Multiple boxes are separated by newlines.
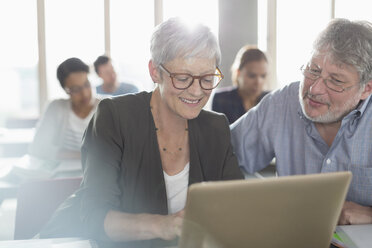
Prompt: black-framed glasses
<box><xmin>159</xmin><ymin>64</ymin><xmax>224</xmax><ymax>90</ymax></box>
<box><xmin>64</xmin><ymin>80</ymin><xmax>91</xmax><ymax>95</ymax></box>
<box><xmin>300</xmin><ymin>63</ymin><xmax>359</xmax><ymax>93</ymax></box>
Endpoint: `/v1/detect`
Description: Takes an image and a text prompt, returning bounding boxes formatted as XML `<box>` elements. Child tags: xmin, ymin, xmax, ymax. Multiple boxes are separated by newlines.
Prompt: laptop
<box><xmin>179</xmin><ymin>171</ymin><xmax>351</xmax><ymax>248</ymax></box>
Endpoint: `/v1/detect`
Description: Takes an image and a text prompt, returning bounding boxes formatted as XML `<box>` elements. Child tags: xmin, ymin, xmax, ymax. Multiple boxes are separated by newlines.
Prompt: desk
<box><xmin>0</xmin><ymin>128</ymin><xmax>34</xmax><ymax>157</ymax></box>
<box><xmin>0</xmin><ymin>158</ymin><xmax>20</xmax><ymax>202</ymax></box>
<box><xmin>335</xmin><ymin>224</ymin><xmax>372</xmax><ymax>248</ymax></box>
<box><xmin>0</xmin><ymin>238</ymin><xmax>96</xmax><ymax>248</ymax></box>
<box><xmin>0</xmin><ymin>157</ymin><xmax>82</xmax><ymax>202</ymax></box>
<box><xmin>0</xmin><ymin>181</ymin><xmax>18</xmax><ymax>203</ymax></box>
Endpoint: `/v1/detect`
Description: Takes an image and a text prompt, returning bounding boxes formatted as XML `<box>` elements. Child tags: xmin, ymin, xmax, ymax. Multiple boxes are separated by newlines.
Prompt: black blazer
<box><xmin>40</xmin><ymin>91</ymin><xmax>244</xmax><ymax>248</ymax></box>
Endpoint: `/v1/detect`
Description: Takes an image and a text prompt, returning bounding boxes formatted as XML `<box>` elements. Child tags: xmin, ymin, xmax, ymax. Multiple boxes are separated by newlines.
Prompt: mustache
<box><xmin>303</xmin><ymin>91</ymin><xmax>330</xmax><ymax>106</ymax></box>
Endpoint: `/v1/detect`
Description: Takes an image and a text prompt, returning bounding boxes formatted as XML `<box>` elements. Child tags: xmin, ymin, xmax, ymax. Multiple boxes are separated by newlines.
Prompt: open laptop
<box><xmin>179</xmin><ymin>171</ymin><xmax>351</xmax><ymax>248</ymax></box>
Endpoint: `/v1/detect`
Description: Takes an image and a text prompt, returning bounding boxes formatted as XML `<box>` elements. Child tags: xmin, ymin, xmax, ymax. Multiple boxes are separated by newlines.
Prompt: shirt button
<box><xmin>326</xmin><ymin>159</ymin><xmax>331</xmax><ymax>164</ymax></box>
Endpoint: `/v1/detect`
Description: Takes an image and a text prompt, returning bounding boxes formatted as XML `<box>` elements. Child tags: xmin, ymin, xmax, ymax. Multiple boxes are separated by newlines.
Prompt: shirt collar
<box><xmin>297</xmin><ymin>107</ymin><xmax>311</xmax><ymax>125</ymax></box>
<box><xmin>356</xmin><ymin>93</ymin><xmax>371</xmax><ymax>116</ymax></box>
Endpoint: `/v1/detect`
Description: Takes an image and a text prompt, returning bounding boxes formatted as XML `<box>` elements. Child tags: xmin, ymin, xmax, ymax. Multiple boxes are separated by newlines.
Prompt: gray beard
<box><xmin>298</xmin><ymin>83</ymin><xmax>361</xmax><ymax>124</ymax></box>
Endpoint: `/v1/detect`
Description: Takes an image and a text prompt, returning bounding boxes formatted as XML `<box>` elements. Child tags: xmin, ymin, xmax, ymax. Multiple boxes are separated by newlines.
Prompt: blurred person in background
<box><xmin>212</xmin><ymin>45</ymin><xmax>270</xmax><ymax>123</ymax></box>
<box><xmin>94</xmin><ymin>55</ymin><xmax>139</xmax><ymax>96</ymax></box>
<box><xmin>29</xmin><ymin>57</ymin><xmax>100</xmax><ymax>162</ymax></box>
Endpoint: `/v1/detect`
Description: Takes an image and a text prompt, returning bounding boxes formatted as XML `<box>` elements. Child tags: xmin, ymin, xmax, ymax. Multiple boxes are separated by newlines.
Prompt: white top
<box><xmin>29</xmin><ymin>98</ymin><xmax>100</xmax><ymax>161</ymax></box>
<box><xmin>163</xmin><ymin>163</ymin><xmax>190</xmax><ymax>214</ymax></box>
<box><xmin>62</xmin><ymin>110</ymin><xmax>95</xmax><ymax>151</ymax></box>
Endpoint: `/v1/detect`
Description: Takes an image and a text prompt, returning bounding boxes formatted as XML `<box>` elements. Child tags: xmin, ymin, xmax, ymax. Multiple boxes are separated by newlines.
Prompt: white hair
<box><xmin>313</xmin><ymin>18</ymin><xmax>372</xmax><ymax>85</ymax></box>
<box><xmin>150</xmin><ymin>17</ymin><xmax>221</xmax><ymax>68</ymax></box>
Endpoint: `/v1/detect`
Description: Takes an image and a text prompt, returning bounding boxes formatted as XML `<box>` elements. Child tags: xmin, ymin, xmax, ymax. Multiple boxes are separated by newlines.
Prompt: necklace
<box><xmin>150</xmin><ymin>106</ymin><xmax>188</xmax><ymax>154</ymax></box>
<box><xmin>155</xmin><ymin>126</ymin><xmax>188</xmax><ymax>154</ymax></box>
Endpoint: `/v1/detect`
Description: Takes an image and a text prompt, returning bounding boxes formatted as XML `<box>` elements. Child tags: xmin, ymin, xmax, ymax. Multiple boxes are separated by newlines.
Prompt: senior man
<box><xmin>231</xmin><ymin>18</ymin><xmax>372</xmax><ymax>225</ymax></box>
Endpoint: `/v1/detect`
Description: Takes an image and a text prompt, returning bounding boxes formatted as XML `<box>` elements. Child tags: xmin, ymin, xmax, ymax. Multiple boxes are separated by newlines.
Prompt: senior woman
<box><xmin>40</xmin><ymin>18</ymin><xmax>243</xmax><ymax>247</ymax></box>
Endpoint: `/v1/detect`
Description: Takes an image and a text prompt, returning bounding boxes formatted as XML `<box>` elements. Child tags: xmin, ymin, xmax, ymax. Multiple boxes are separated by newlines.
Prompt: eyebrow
<box><xmin>170</xmin><ymin>66</ymin><xmax>216</xmax><ymax>75</ymax></box>
<box><xmin>309</xmin><ymin>62</ymin><xmax>321</xmax><ymax>69</ymax></box>
<box><xmin>310</xmin><ymin>62</ymin><xmax>349</xmax><ymax>80</ymax></box>
<box><xmin>177</xmin><ymin>70</ymin><xmax>216</xmax><ymax>76</ymax></box>
<box><xmin>328</xmin><ymin>72</ymin><xmax>348</xmax><ymax>81</ymax></box>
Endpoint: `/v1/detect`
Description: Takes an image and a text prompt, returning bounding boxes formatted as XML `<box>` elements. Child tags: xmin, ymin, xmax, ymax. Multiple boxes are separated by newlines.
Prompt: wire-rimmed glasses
<box><xmin>300</xmin><ymin>63</ymin><xmax>359</xmax><ymax>93</ymax></box>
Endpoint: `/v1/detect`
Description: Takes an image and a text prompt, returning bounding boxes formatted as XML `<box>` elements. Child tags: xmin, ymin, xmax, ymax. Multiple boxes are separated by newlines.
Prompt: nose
<box><xmin>259</xmin><ymin>74</ymin><xmax>267</xmax><ymax>84</ymax></box>
<box><xmin>256</xmin><ymin>76</ymin><xmax>264</xmax><ymax>86</ymax></box>
<box><xmin>111</xmin><ymin>71</ymin><xmax>116</xmax><ymax>80</ymax></box>
<box><xmin>80</xmin><ymin>85</ymin><xmax>91</xmax><ymax>98</ymax></box>
<box><xmin>308</xmin><ymin>77</ymin><xmax>327</xmax><ymax>95</ymax></box>
<box><xmin>187</xmin><ymin>79</ymin><xmax>205</xmax><ymax>96</ymax></box>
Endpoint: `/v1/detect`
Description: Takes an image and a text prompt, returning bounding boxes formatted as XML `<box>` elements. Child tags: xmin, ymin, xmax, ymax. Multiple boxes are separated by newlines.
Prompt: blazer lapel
<box><xmin>188</xmin><ymin>119</ymin><xmax>204</xmax><ymax>185</ymax></box>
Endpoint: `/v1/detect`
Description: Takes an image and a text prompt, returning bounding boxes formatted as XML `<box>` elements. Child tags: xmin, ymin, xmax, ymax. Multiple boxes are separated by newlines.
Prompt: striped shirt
<box><xmin>231</xmin><ymin>81</ymin><xmax>372</xmax><ymax>206</ymax></box>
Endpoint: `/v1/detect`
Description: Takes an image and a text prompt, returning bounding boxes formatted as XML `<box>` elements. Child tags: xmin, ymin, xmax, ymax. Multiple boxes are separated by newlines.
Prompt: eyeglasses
<box><xmin>159</xmin><ymin>64</ymin><xmax>224</xmax><ymax>90</ymax></box>
<box><xmin>300</xmin><ymin>63</ymin><xmax>359</xmax><ymax>93</ymax></box>
<box><xmin>64</xmin><ymin>81</ymin><xmax>91</xmax><ymax>95</ymax></box>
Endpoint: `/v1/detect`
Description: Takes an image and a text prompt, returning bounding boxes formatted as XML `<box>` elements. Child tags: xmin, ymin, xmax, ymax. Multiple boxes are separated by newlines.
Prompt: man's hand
<box><xmin>338</xmin><ymin>201</ymin><xmax>372</xmax><ymax>225</ymax></box>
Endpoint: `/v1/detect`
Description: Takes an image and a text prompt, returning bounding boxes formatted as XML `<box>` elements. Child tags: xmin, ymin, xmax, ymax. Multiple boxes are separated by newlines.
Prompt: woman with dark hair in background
<box><xmin>212</xmin><ymin>45</ymin><xmax>270</xmax><ymax>124</ymax></box>
<box><xmin>29</xmin><ymin>57</ymin><xmax>100</xmax><ymax>162</ymax></box>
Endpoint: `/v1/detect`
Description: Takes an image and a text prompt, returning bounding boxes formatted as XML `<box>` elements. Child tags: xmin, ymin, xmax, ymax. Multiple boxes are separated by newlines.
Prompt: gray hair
<box><xmin>150</xmin><ymin>17</ymin><xmax>221</xmax><ymax>68</ymax></box>
<box><xmin>313</xmin><ymin>18</ymin><xmax>372</xmax><ymax>85</ymax></box>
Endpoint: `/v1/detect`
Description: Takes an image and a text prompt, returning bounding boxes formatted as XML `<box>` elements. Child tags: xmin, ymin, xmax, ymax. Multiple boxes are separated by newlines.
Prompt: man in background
<box><xmin>94</xmin><ymin>55</ymin><xmax>139</xmax><ymax>96</ymax></box>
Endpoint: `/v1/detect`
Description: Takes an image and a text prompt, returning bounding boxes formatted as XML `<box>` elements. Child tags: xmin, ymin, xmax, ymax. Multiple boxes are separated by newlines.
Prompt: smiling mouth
<box><xmin>306</xmin><ymin>96</ymin><xmax>331</xmax><ymax>109</ymax></box>
<box><xmin>304</xmin><ymin>92</ymin><xmax>327</xmax><ymax>105</ymax></box>
<box><xmin>308</xmin><ymin>97</ymin><xmax>322</xmax><ymax>104</ymax></box>
<box><xmin>180</xmin><ymin>97</ymin><xmax>201</xmax><ymax>104</ymax></box>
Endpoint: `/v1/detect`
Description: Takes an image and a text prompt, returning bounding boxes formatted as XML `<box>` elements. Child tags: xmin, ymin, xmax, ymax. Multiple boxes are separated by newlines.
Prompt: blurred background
<box><xmin>1</xmin><ymin>0</ymin><xmax>371</xmax><ymax>128</ymax></box>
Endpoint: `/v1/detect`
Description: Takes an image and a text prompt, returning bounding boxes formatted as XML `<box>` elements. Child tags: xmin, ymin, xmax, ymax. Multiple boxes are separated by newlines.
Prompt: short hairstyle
<box><xmin>93</xmin><ymin>55</ymin><xmax>110</xmax><ymax>74</ymax></box>
<box><xmin>313</xmin><ymin>18</ymin><xmax>372</xmax><ymax>86</ymax></box>
<box><xmin>231</xmin><ymin>45</ymin><xmax>268</xmax><ymax>85</ymax></box>
<box><xmin>56</xmin><ymin>58</ymin><xmax>89</xmax><ymax>88</ymax></box>
<box><xmin>150</xmin><ymin>17</ymin><xmax>221</xmax><ymax>68</ymax></box>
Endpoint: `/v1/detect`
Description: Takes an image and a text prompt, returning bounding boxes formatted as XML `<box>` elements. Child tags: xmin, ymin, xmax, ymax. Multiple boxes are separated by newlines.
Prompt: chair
<box><xmin>14</xmin><ymin>177</ymin><xmax>82</xmax><ymax>240</ymax></box>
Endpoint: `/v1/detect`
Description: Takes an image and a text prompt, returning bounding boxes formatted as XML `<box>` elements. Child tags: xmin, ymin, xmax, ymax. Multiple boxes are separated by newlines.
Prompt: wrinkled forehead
<box><xmin>309</xmin><ymin>50</ymin><xmax>360</xmax><ymax>82</ymax></box>
<box><xmin>310</xmin><ymin>50</ymin><xmax>350</xmax><ymax>70</ymax></box>
<box><xmin>175</xmin><ymin>48</ymin><xmax>218</xmax><ymax>64</ymax></box>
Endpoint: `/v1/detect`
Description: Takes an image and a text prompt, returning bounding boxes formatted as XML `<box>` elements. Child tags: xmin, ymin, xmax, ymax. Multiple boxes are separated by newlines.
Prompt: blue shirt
<box><xmin>212</xmin><ymin>86</ymin><xmax>269</xmax><ymax>124</ymax></box>
<box><xmin>96</xmin><ymin>82</ymin><xmax>138</xmax><ymax>96</ymax></box>
<box><xmin>231</xmin><ymin>81</ymin><xmax>372</xmax><ymax>206</ymax></box>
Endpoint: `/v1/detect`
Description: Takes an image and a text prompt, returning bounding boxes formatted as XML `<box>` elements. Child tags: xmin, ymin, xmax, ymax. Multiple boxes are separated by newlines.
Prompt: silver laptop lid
<box><xmin>179</xmin><ymin>171</ymin><xmax>351</xmax><ymax>248</ymax></box>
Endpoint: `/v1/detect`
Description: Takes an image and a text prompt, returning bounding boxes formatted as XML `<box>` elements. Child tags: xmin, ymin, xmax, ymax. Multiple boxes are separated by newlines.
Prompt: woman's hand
<box><xmin>104</xmin><ymin>210</ymin><xmax>185</xmax><ymax>242</ymax></box>
<box><xmin>152</xmin><ymin>210</ymin><xmax>185</xmax><ymax>240</ymax></box>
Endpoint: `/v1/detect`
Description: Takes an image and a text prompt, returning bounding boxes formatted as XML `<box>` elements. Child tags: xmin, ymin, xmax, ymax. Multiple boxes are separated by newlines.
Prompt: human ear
<box><xmin>236</xmin><ymin>69</ymin><xmax>243</xmax><ymax>85</ymax></box>
<box><xmin>237</xmin><ymin>69</ymin><xmax>241</xmax><ymax>78</ymax></box>
<box><xmin>360</xmin><ymin>80</ymin><xmax>372</xmax><ymax>100</ymax></box>
<box><xmin>148</xmin><ymin>60</ymin><xmax>160</xmax><ymax>84</ymax></box>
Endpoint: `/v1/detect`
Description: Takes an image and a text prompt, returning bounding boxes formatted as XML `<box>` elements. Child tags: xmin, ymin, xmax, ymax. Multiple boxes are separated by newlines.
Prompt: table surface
<box><xmin>0</xmin><ymin>238</ymin><xmax>95</xmax><ymax>248</ymax></box>
<box><xmin>0</xmin><ymin>157</ymin><xmax>84</xmax><ymax>202</ymax></box>
<box><xmin>0</xmin><ymin>158</ymin><xmax>20</xmax><ymax>201</ymax></box>
<box><xmin>0</xmin><ymin>128</ymin><xmax>35</xmax><ymax>145</ymax></box>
